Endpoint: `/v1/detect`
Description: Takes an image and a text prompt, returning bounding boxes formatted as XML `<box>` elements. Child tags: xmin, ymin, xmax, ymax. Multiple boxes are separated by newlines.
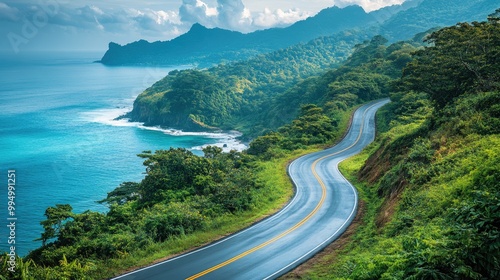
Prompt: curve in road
<box><xmin>113</xmin><ymin>99</ymin><xmax>390</xmax><ymax>280</ymax></box>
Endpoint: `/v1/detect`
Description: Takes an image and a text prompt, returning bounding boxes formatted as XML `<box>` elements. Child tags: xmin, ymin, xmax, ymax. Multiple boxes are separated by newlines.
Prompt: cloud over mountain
<box><xmin>178</xmin><ymin>0</ymin><xmax>310</xmax><ymax>32</ymax></box>
<box><xmin>0</xmin><ymin>0</ymin><xmax>312</xmax><ymax>39</ymax></box>
<box><xmin>335</xmin><ymin>0</ymin><xmax>405</xmax><ymax>12</ymax></box>
<box><xmin>0</xmin><ymin>0</ymin><xmax>408</xmax><ymax>52</ymax></box>
<box><xmin>0</xmin><ymin>2</ymin><xmax>20</xmax><ymax>21</ymax></box>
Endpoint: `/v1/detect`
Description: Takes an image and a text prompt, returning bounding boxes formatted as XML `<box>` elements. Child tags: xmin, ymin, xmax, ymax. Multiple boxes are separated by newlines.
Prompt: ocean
<box><xmin>0</xmin><ymin>52</ymin><xmax>245</xmax><ymax>256</ymax></box>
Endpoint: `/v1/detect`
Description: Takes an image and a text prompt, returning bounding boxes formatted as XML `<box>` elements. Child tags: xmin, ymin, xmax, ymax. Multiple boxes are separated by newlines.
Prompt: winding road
<box><xmin>113</xmin><ymin>99</ymin><xmax>390</xmax><ymax>280</ymax></box>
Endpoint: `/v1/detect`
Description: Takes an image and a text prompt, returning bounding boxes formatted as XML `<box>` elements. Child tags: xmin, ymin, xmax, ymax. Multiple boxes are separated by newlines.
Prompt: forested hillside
<box><xmin>99</xmin><ymin>0</ymin><xmax>499</xmax><ymax>66</ymax></box>
<box><xmin>99</xmin><ymin>5</ymin><xmax>380</xmax><ymax>66</ymax></box>
<box><xmin>292</xmin><ymin>12</ymin><xmax>500</xmax><ymax>279</ymax></box>
<box><xmin>121</xmin><ymin>0</ymin><xmax>499</xmax><ymax>136</ymax></box>
<box><xmin>125</xmin><ymin>31</ymin><xmax>422</xmax><ymax>137</ymax></box>
<box><xmin>0</xmin><ymin>28</ymin><xmax>422</xmax><ymax>279</ymax></box>
<box><xmin>378</xmin><ymin>0</ymin><xmax>498</xmax><ymax>40</ymax></box>
<box><xmin>3</xmin><ymin>7</ymin><xmax>499</xmax><ymax>280</ymax></box>
<box><xmin>256</xmin><ymin>35</ymin><xmax>418</xmax><ymax>135</ymax></box>
<box><xmin>124</xmin><ymin>31</ymin><xmax>365</xmax><ymax>134</ymax></box>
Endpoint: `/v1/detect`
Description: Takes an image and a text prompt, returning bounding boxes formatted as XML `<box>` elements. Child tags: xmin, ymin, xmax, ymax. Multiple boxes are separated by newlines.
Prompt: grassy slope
<box><xmin>285</xmin><ymin>92</ymin><xmax>500</xmax><ymax>279</ymax></box>
<box><xmin>281</xmin><ymin>104</ymin><xmax>398</xmax><ymax>279</ymax></box>
<box><xmin>91</xmin><ymin>108</ymin><xmax>353</xmax><ymax>279</ymax></box>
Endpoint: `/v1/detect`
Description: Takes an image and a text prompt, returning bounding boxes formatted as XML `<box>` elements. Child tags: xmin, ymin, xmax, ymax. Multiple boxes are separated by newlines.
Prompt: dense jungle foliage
<box><xmin>1</xmin><ymin>29</ymin><xmax>418</xmax><ymax>279</ymax></box>
<box><xmin>2</xmin><ymin>11</ymin><xmax>498</xmax><ymax>280</ymax></box>
<box><xmin>296</xmin><ymin>13</ymin><xmax>500</xmax><ymax>280</ymax></box>
<box><xmin>125</xmin><ymin>31</ymin><xmax>367</xmax><ymax>134</ymax></box>
<box><xmin>126</xmin><ymin>31</ymin><xmax>421</xmax><ymax>138</ymax></box>
<box><xmin>100</xmin><ymin>0</ymin><xmax>499</xmax><ymax>67</ymax></box>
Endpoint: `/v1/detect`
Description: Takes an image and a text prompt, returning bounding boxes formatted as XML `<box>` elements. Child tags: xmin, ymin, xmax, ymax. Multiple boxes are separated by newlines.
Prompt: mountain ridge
<box><xmin>98</xmin><ymin>5</ymin><xmax>380</xmax><ymax>66</ymax></box>
<box><xmin>10</xmin><ymin>7</ymin><xmax>500</xmax><ymax>280</ymax></box>
<box><xmin>99</xmin><ymin>0</ymin><xmax>498</xmax><ymax>67</ymax></box>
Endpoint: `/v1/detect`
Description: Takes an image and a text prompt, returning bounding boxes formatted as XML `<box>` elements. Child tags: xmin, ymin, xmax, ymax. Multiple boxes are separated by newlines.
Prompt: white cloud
<box><xmin>0</xmin><ymin>2</ymin><xmax>20</xmax><ymax>21</ymax></box>
<box><xmin>179</xmin><ymin>0</ymin><xmax>218</xmax><ymax>27</ymax></box>
<box><xmin>253</xmin><ymin>7</ymin><xmax>311</xmax><ymax>28</ymax></box>
<box><xmin>0</xmin><ymin>0</ymin><xmax>409</xmax><ymax>52</ymax></box>
<box><xmin>334</xmin><ymin>0</ymin><xmax>406</xmax><ymax>12</ymax></box>
<box><xmin>217</xmin><ymin>0</ymin><xmax>249</xmax><ymax>30</ymax></box>
<box><xmin>155</xmin><ymin>10</ymin><xmax>181</xmax><ymax>25</ymax></box>
<box><xmin>126</xmin><ymin>8</ymin><xmax>182</xmax><ymax>36</ymax></box>
<box><xmin>178</xmin><ymin>0</ymin><xmax>313</xmax><ymax>32</ymax></box>
<box><xmin>89</xmin><ymin>5</ymin><xmax>104</xmax><ymax>15</ymax></box>
<box><xmin>1</xmin><ymin>0</ymin><xmax>408</xmax><ymax>38</ymax></box>
<box><xmin>94</xmin><ymin>15</ymin><xmax>104</xmax><ymax>31</ymax></box>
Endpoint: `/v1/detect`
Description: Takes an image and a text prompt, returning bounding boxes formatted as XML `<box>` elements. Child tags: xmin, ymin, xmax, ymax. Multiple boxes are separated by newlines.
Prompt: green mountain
<box><xmin>6</xmin><ymin>11</ymin><xmax>499</xmax><ymax>280</ymax></box>
<box><xmin>107</xmin><ymin>0</ymin><xmax>499</xmax><ymax>136</ymax></box>
<box><xmin>296</xmin><ymin>14</ymin><xmax>500</xmax><ymax>279</ymax></box>
<box><xmin>123</xmin><ymin>1</ymin><xmax>499</xmax><ymax>136</ymax></box>
<box><xmin>122</xmin><ymin>30</ymin><xmax>367</xmax><ymax>134</ymax></box>
<box><xmin>15</xmin><ymin>31</ymin><xmax>426</xmax><ymax>280</ymax></box>
<box><xmin>99</xmin><ymin>5</ymin><xmax>379</xmax><ymax>66</ymax></box>
<box><xmin>99</xmin><ymin>0</ymin><xmax>498</xmax><ymax>67</ymax></box>
<box><xmin>378</xmin><ymin>0</ymin><xmax>500</xmax><ymax>40</ymax></box>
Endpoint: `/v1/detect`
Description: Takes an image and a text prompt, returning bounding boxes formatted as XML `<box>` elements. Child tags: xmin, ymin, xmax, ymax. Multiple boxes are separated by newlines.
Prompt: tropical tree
<box><xmin>398</xmin><ymin>17</ymin><xmax>500</xmax><ymax>107</ymax></box>
<box><xmin>37</xmin><ymin>204</ymin><xmax>74</xmax><ymax>246</ymax></box>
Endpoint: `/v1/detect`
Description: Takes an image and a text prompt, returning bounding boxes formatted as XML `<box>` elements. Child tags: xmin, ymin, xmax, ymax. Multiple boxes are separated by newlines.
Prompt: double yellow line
<box><xmin>186</xmin><ymin>102</ymin><xmax>378</xmax><ymax>280</ymax></box>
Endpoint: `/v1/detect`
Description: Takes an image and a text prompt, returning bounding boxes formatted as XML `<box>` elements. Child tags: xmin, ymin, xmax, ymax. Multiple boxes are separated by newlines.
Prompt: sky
<box><xmin>0</xmin><ymin>0</ymin><xmax>406</xmax><ymax>54</ymax></box>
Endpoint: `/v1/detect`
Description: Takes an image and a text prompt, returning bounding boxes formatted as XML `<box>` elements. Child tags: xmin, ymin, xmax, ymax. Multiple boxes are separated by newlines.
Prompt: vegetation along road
<box><xmin>113</xmin><ymin>99</ymin><xmax>390</xmax><ymax>280</ymax></box>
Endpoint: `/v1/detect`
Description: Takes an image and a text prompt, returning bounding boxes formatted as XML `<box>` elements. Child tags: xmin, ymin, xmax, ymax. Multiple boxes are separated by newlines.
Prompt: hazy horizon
<box><xmin>0</xmin><ymin>0</ymin><xmax>406</xmax><ymax>54</ymax></box>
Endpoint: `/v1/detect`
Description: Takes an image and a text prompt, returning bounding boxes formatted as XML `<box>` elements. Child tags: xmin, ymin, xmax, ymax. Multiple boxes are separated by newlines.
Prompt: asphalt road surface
<box><xmin>113</xmin><ymin>99</ymin><xmax>390</xmax><ymax>280</ymax></box>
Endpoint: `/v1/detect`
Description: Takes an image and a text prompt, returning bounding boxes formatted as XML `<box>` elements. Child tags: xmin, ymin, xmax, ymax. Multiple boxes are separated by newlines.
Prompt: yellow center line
<box><xmin>186</xmin><ymin>102</ymin><xmax>378</xmax><ymax>280</ymax></box>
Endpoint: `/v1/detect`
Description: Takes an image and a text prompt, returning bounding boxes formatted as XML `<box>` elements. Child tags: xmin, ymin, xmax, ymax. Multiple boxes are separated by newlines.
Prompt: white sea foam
<box><xmin>191</xmin><ymin>131</ymin><xmax>248</xmax><ymax>153</ymax></box>
<box><xmin>81</xmin><ymin>107</ymin><xmax>135</xmax><ymax>127</ymax></box>
<box><xmin>81</xmin><ymin>108</ymin><xmax>248</xmax><ymax>152</ymax></box>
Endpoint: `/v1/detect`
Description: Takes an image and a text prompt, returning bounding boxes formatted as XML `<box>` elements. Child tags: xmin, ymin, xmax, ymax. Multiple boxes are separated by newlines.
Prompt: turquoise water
<box><xmin>0</xmin><ymin>52</ymin><xmax>239</xmax><ymax>256</ymax></box>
